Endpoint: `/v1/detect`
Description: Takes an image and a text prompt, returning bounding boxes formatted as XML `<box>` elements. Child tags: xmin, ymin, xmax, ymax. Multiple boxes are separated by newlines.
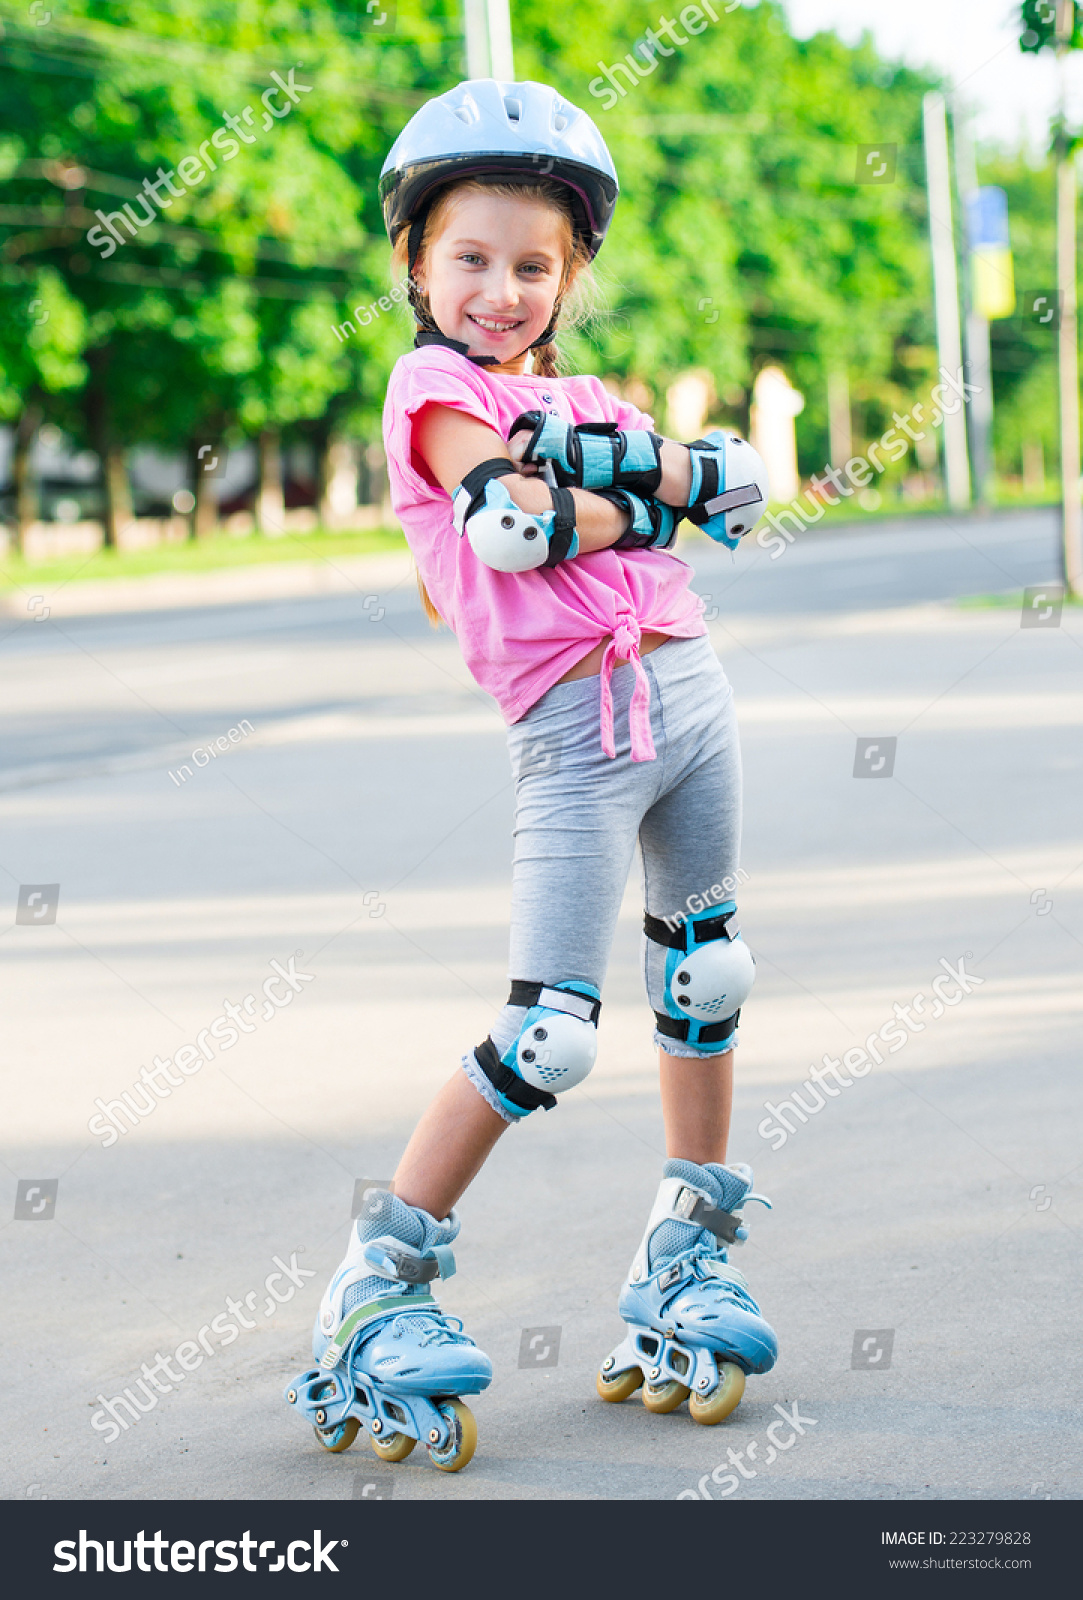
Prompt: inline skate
<box><xmin>596</xmin><ymin>1159</ymin><xmax>776</xmax><ymax>1424</ymax></box>
<box><xmin>285</xmin><ymin>1187</ymin><xmax>491</xmax><ymax>1472</ymax></box>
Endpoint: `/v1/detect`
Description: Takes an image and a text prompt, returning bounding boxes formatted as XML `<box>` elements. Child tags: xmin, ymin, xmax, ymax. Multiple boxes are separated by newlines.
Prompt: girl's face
<box><xmin>417</xmin><ymin>189</ymin><xmax>568</xmax><ymax>374</ymax></box>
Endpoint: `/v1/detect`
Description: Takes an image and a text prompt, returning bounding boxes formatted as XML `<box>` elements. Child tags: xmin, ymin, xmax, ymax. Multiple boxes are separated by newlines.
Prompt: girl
<box><xmin>284</xmin><ymin>78</ymin><xmax>776</xmax><ymax>1474</ymax></box>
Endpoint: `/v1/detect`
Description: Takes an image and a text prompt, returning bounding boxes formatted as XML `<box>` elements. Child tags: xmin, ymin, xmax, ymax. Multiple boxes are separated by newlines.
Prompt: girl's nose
<box><xmin>482</xmin><ymin>266</ymin><xmax>519</xmax><ymax>309</ymax></box>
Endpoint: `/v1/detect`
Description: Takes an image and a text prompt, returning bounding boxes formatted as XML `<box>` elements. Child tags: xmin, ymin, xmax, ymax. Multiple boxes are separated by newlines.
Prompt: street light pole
<box><xmin>923</xmin><ymin>90</ymin><xmax>972</xmax><ymax>510</ymax></box>
<box><xmin>462</xmin><ymin>0</ymin><xmax>515</xmax><ymax>80</ymax></box>
<box><xmin>1056</xmin><ymin>32</ymin><xmax>1083</xmax><ymax>593</ymax></box>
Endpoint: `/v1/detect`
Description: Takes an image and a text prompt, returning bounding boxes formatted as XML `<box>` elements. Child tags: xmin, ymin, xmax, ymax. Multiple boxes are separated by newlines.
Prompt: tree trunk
<box><xmin>12</xmin><ymin>400</ymin><xmax>43</xmax><ymax>555</ymax></box>
<box><xmin>189</xmin><ymin>439</ymin><xmax>218</xmax><ymax>539</ymax></box>
<box><xmin>317</xmin><ymin>432</ymin><xmax>358</xmax><ymax>529</ymax></box>
<box><xmin>256</xmin><ymin>428</ymin><xmax>284</xmax><ymax>534</ymax></box>
<box><xmin>101</xmin><ymin>441</ymin><xmax>133</xmax><ymax>548</ymax></box>
<box><xmin>84</xmin><ymin>354</ymin><xmax>131</xmax><ymax>548</ymax></box>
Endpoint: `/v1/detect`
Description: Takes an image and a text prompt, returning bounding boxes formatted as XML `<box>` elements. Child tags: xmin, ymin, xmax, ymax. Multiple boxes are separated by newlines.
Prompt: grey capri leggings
<box><xmin>464</xmin><ymin>635</ymin><xmax>745</xmax><ymax>1118</ymax></box>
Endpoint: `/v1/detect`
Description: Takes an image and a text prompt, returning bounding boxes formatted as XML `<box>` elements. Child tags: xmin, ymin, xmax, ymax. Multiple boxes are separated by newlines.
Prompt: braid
<box><xmin>531</xmin><ymin>342</ymin><xmax>562</xmax><ymax>379</ymax></box>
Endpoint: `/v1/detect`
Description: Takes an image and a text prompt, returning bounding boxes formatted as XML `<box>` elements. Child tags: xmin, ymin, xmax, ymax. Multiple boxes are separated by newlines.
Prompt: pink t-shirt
<box><xmin>382</xmin><ymin>344</ymin><xmax>707</xmax><ymax>761</ymax></box>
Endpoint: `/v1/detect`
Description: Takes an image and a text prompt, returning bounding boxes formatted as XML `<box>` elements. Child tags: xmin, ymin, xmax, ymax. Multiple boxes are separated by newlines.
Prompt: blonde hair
<box><xmin>393</xmin><ymin>178</ymin><xmax>595</xmax><ymax>628</ymax></box>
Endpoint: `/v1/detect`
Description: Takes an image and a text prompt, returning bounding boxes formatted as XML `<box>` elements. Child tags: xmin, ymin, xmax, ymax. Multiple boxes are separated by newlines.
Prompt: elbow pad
<box><xmin>452</xmin><ymin>458</ymin><xmax>579</xmax><ymax>573</ymax></box>
<box><xmin>684</xmin><ymin>431</ymin><xmax>769</xmax><ymax>550</ymax></box>
<box><xmin>509</xmin><ymin>411</ymin><xmax>664</xmax><ymax>496</ymax></box>
<box><xmin>598</xmin><ymin>489</ymin><xmax>679</xmax><ymax>552</ymax></box>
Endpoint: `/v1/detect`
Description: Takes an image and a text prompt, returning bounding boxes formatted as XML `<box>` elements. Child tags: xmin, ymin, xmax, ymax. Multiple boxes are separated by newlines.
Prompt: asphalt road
<box><xmin>1</xmin><ymin>505</ymin><xmax>1080</xmax><ymax>1501</ymax></box>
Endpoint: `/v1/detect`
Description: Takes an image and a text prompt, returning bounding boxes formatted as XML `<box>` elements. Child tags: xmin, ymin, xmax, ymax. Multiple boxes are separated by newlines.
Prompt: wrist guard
<box><xmin>597</xmin><ymin>488</ymin><xmax>679</xmax><ymax>552</ymax></box>
<box><xmin>509</xmin><ymin>411</ymin><xmax>664</xmax><ymax>496</ymax></box>
<box><xmin>452</xmin><ymin>458</ymin><xmax>578</xmax><ymax>573</ymax></box>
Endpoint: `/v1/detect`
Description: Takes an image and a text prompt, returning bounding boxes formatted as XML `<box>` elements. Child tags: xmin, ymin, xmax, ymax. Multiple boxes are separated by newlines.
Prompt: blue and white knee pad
<box><xmin>685</xmin><ymin>431</ymin><xmax>769</xmax><ymax>550</ymax></box>
<box><xmin>472</xmin><ymin>980</ymin><xmax>601</xmax><ymax>1119</ymax></box>
<box><xmin>452</xmin><ymin>458</ymin><xmax>578</xmax><ymax>572</ymax></box>
<box><xmin>645</xmin><ymin>903</ymin><xmax>755</xmax><ymax>1054</ymax></box>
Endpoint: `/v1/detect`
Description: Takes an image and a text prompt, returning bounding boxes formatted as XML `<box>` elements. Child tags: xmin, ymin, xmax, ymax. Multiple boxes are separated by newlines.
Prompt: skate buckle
<box><xmin>674</xmin><ymin>1186</ymin><xmax>743</xmax><ymax>1246</ymax></box>
<box><xmin>363</xmin><ymin>1237</ymin><xmax>456</xmax><ymax>1285</ymax></box>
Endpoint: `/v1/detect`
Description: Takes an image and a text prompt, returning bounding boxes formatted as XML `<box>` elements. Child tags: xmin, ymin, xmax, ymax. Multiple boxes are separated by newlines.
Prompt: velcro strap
<box><xmin>507</xmin><ymin>981</ymin><xmax>601</xmax><ymax>1024</ymax></box>
<box><xmin>458</xmin><ymin>457</ymin><xmax>519</xmax><ymax>509</ymax></box>
<box><xmin>542</xmin><ymin>484</ymin><xmax>577</xmax><ymax>567</ymax></box>
<box><xmin>653</xmin><ymin>1010</ymin><xmax>739</xmax><ymax>1046</ymax></box>
<box><xmin>703</xmin><ymin>482</ymin><xmax>764</xmax><ymax>517</ymax></box>
<box><xmin>319</xmin><ymin>1291</ymin><xmax>436</xmax><ymax>1369</ymax></box>
<box><xmin>473</xmin><ymin>1037</ymin><xmax>556</xmax><ymax>1112</ymax></box>
<box><xmin>643</xmin><ymin>909</ymin><xmax>736</xmax><ymax>949</ymax></box>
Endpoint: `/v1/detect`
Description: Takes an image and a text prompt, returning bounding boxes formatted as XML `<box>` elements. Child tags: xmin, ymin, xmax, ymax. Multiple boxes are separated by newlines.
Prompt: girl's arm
<box><xmin>511</xmin><ymin>428</ymin><xmax>692</xmax><ymax>504</ymax></box>
<box><xmin>414</xmin><ymin>403</ymin><xmax>628</xmax><ymax>554</ymax></box>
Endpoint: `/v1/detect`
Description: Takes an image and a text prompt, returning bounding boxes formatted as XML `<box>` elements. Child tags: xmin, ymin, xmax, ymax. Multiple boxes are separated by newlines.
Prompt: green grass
<box><xmin>0</xmin><ymin>523</ymin><xmax>407</xmax><ymax>592</ymax></box>
<box><xmin>956</xmin><ymin>588</ymin><xmax>1081</xmax><ymax>609</ymax></box>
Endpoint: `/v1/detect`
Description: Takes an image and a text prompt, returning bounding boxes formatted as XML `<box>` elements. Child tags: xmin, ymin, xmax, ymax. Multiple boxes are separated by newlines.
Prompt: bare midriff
<box><xmin>555</xmin><ymin>630</ymin><xmax>669</xmax><ymax>684</ymax></box>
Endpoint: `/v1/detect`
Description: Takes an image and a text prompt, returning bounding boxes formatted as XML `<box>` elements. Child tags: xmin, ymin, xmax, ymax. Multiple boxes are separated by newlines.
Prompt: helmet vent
<box><xmin>453</xmin><ymin>102</ymin><xmax>478</xmax><ymax>126</ymax></box>
<box><xmin>503</xmin><ymin>95</ymin><xmax>523</xmax><ymax>122</ymax></box>
<box><xmin>553</xmin><ymin>112</ymin><xmax>568</xmax><ymax>132</ymax></box>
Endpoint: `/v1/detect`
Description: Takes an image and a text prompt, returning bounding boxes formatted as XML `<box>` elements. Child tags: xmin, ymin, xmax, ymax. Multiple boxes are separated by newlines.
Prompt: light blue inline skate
<box><xmin>596</xmin><ymin>1159</ymin><xmax>776</xmax><ymax>1424</ymax></box>
<box><xmin>284</xmin><ymin>1188</ymin><xmax>492</xmax><ymax>1472</ymax></box>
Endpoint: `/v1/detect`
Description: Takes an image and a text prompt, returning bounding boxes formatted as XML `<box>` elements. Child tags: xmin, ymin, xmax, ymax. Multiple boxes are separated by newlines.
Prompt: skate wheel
<box><xmin>370</xmin><ymin>1428</ymin><xmax>416</xmax><ymax>1462</ymax></box>
<box><xmin>426</xmin><ymin>1399</ymin><xmax>477</xmax><ymax>1473</ymax></box>
<box><xmin>313</xmin><ymin>1416</ymin><xmax>360</xmax><ymax>1453</ymax></box>
<box><xmin>689</xmin><ymin>1362</ymin><xmax>745</xmax><ymax>1426</ymax></box>
<box><xmin>596</xmin><ymin>1365</ymin><xmax>642</xmax><ymax>1404</ymax></box>
<box><xmin>641</xmin><ymin>1380</ymin><xmax>689</xmax><ymax>1415</ymax></box>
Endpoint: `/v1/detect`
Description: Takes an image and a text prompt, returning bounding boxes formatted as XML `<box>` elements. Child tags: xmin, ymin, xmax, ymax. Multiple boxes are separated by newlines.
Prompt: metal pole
<box><xmin>486</xmin><ymin>0</ymin><xmax>515</xmax><ymax>80</ymax></box>
<box><xmin>923</xmin><ymin>91</ymin><xmax>971</xmax><ymax>509</ymax></box>
<box><xmin>1056</xmin><ymin>46</ymin><xmax>1083</xmax><ymax>593</ymax></box>
<box><xmin>952</xmin><ymin>102</ymin><xmax>995</xmax><ymax>508</ymax></box>
<box><xmin>463</xmin><ymin>0</ymin><xmax>490</xmax><ymax>78</ymax></box>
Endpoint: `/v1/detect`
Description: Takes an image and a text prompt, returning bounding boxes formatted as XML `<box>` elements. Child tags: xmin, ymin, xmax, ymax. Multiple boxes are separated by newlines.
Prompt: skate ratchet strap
<box><xmin>653</xmin><ymin>1010</ymin><xmax>739</xmax><ymax>1047</ymax></box>
<box><xmin>318</xmin><ymin>1292</ymin><xmax>437</xmax><ymax>1371</ymax></box>
<box><xmin>507</xmin><ymin>980</ymin><xmax>602</xmax><ymax>1025</ymax></box>
<box><xmin>671</xmin><ymin>1183</ymin><xmax>745</xmax><ymax>1245</ymax></box>
<box><xmin>542</xmin><ymin>485</ymin><xmax>577</xmax><ymax>567</ymax></box>
<box><xmin>474</xmin><ymin>1037</ymin><xmax>556</xmax><ymax>1113</ymax></box>
<box><xmin>362</xmin><ymin>1236</ymin><xmax>456</xmax><ymax>1286</ymax></box>
<box><xmin>643</xmin><ymin>909</ymin><xmax>739</xmax><ymax>949</ymax></box>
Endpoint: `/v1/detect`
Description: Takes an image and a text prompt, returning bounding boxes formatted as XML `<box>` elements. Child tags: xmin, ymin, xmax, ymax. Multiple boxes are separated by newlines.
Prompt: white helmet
<box><xmin>380</xmin><ymin>78</ymin><xmax>619</xmax><ymax>272</ymax></box>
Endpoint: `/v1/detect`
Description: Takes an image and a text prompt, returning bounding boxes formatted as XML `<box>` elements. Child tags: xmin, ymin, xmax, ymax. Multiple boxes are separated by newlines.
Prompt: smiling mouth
<box><xmin>467</xmin><ymin>313</ymin><xmax>525</xmax><ymax>336</ymax></box>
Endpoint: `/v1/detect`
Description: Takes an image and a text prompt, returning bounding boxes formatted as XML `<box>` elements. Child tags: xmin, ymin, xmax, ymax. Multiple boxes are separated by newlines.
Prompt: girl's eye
<box><xmin>459</xmin><ymin>253</ymin><xmax>484</xmax><ymax>266</ymax></box>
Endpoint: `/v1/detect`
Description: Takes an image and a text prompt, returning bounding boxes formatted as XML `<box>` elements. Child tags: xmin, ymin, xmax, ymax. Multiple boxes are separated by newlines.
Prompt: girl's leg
<box><xmin>402</xmin><ymin>664</ymin><xmax>661</xmax><ymax>1213</ymax></box>
<box><xmin>658</xmin><ymin>1045</ymin><xmax>732</xmax><ymax>1164</ymax></box>
<box><xmin>638</xmin><ymin>647</ymin><xmax>744</xmax><ymax>1158</ymax></box>
<box><xmin>394</xmin><ymin>1070</ymin><xmax>508</xmax><ymax>1219</ymax></box>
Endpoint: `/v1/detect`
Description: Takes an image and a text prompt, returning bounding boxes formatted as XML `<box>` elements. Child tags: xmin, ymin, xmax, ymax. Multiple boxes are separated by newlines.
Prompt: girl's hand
<box><xmin>506</xmin><ymin>430</ymin><xmax>538</xmax><ymax>475</ymax></box>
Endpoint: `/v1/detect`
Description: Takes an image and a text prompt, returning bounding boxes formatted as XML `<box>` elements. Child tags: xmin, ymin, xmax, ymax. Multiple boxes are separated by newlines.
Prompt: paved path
<box><xmin>1</xmin><ymin>508</ymin><xmax>1080</xmax><ymax>1500</ymax></box>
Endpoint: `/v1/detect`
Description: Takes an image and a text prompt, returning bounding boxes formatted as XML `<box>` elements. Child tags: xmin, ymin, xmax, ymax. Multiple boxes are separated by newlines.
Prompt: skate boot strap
<box><xmin>318</xmin><ymin>1291</ymin><xmax>438</xmax><ymax>1371</ymax></box>
<box><xmin>362</xmin><ymin>1236</ymin><xmax>457</xmax><ymax>1286</ymax></box>
<box><xmin>669</xmin><ymin>1182</ymin><xmax>772</xmax><ymax>1245</ymax></box>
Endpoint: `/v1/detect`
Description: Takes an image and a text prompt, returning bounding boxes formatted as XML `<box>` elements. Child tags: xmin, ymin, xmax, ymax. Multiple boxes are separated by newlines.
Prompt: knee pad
<box><xmin>452</xmin><ymin>458</ymin><xmax>578</xmax><ymax>572</ymax></box>
<box><xmin>473</xmin><ymin>980</ymin><xmax>601</xmax><ymax>1119</ymax></box>
<box><xmin>645</xmin><ymin>903</ymin><xmax>755</xmax><ymax>1054</ymax></box>
<box><xmin>685</xmin><ymin>432</ymin><xmax>769</xmax><ymax>550</ymax></box>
